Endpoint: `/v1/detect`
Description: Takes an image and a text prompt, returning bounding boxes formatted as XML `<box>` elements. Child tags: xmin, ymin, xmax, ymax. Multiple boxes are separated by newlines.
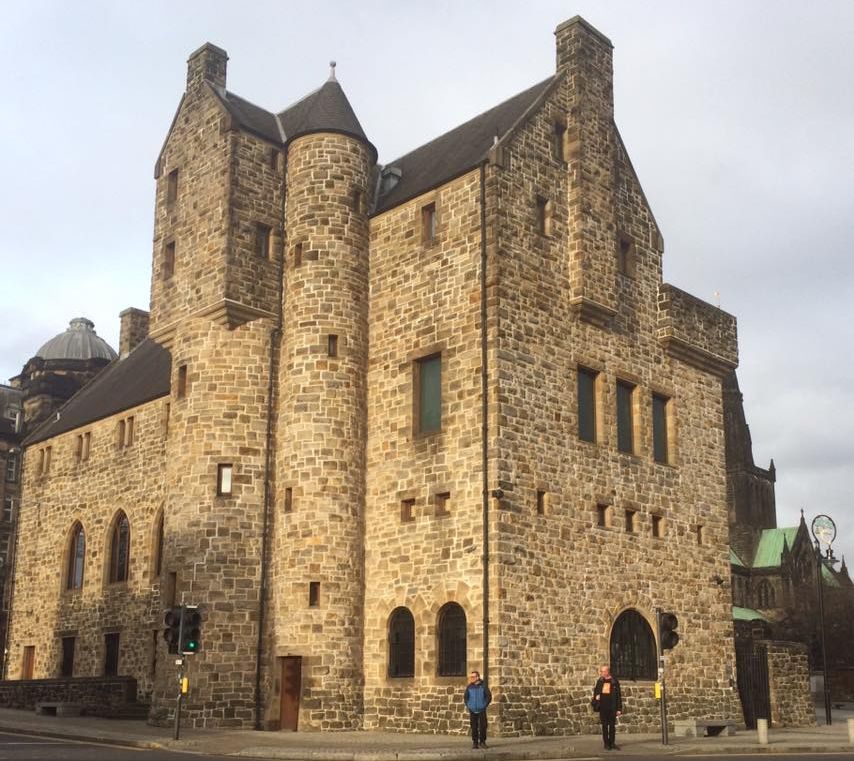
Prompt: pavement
<box><xmin>0</xmin><ymin>704</ymin><xmax>851</xmax><ymax>759</ymax></box>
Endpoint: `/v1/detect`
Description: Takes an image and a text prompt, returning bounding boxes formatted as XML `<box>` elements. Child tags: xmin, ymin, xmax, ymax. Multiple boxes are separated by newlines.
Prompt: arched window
<box><xmin>437</xmin><ymin>602</ymin><xmax>466</xmax><ymax>676</ymax></box>
<box><xmin>610</xmin><ymin>609</ymin><xmax>656</xmax><ymax>681</ymax></box>
<box><xmin>108</xmin><ymin>511</ymin><xmax>130</xmax><ymax>583</ymax></box>
<box><xmin>66</xmin><ymin>523</ymin><xmax>85</xmax><ymax>590</ymax></box>
<box><xmin>757</xmin><ymin>580</ymin><xmax>775</xmax><ymax>608</ymax></box>
<box><xmin>388</xmin><ymin>607</ymin><xmax>415</xmax><ymax>678</ymax></box>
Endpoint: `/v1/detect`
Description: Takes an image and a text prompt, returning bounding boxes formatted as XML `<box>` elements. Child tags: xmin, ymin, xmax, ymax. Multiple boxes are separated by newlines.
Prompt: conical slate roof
<box><xmin>35</xmin><ymin>318</ymin><xmax>117</xmax><ymax>362</ymax></box>
<box><xmin>278</xmin><ymin>77</ymin><xmax>376</xmax><ymax>161</ymax></box>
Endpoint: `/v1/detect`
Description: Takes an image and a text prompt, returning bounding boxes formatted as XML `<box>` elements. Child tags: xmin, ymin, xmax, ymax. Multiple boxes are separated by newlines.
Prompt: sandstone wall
<box><xmin>6</xmin><ymin>396</ymin><xmax>166</xmax><ymax>699</ymax></box>
<box><xmin>763</xmin><ymin>640</ymin><xmax>815</xmax><ymax>727</ymax></box>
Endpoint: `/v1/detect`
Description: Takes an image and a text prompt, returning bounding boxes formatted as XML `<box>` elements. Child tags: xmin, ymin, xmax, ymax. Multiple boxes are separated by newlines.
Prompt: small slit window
<box><xmin>309</xmin><ymin>581</ymin><xmax>320</xmax><ymax>607</ymax></box>
<box><xmin>651</xmin><ymin>514</ymin><xmax>664</xmax><ymax>539</ymax></box>
<box><xmin>435</xmin><ymin>492</ymin><xmax>450</xmax><ymax>518</ymax></box>
<box><xmin>401</xmin><ymin>498</ymin><xmax>415</xmax><ymax>523</ymax></box>
<box><xmin>536</xmin><ymin>196</ymin><xmax>553</xmax><ymax>236</ymax></box>
<box><xmin>293</xmin><ymin>242</ymin><xmax>303</xmax><ymax>268</ymax></box>
<box><xmin>422</xmin><ymin>203</ymin><xmax>436</xmax><ymax>243</ymax></box>
<box><xmin>217</xmin><ymin>464</ymin><xmax>233</xmax><ymax>496</ymax></box>
<box><xmin>255</xmin><ymin>223</ymin><xmax>272</xmax><ymax>259</ymax></box>
<box><xmin>617</xmin><ymin>235</ymin><xmax>636</xmax><ymax>278</ymax></box>
<box><xmin>177</xmin><ymin>365</ymin><xmax>188</xmax><ymax>399</ymax></box>
<box><xmin>284</xmin><ymin>487</ymin><xmax>293</xmax><ymax>513</ymax></box>
<box><xmin>536</xmin><ymin>490</ymin><xmax>547</xmax><ymax>516</ymax></box>
<box><xmin>166</xmin><ymin>169</ymin><xmax>178</xmax><ymax>204</ymax></box>
<box><xmin>164</xmin><ymin>241</ymin><xmax>175</xmax><ymax>279</ymax></box>
<box><xmin>415</xmin><ymin>354</ymin><xmax>441</xmax><ymax>435</ymax></box>
<box><xmin>596</xmin><ymin>503</ymin><xmax>612</xmax><ymax>528</ymax></box>
<box><xmin>327</xmin><ymin>334</ymin><xmax>338</xmax><ymax>358</ymax></box>
<box><xmin>625</xmin><ymin>509</ymin><xmax>636</xmax><ymax>533</ymax></box>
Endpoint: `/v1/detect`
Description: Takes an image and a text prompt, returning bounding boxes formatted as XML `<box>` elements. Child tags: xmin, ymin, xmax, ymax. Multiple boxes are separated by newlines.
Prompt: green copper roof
<box><xmin>752</xmin><ymin>527</ymin><xmax>800</xmax><ymax>568</ymax></box>
<box><xmin>733</xmin><ymin>606</ymin><xmax>769</xmax><ymax>622</ymax></box>
<box><xmin>730</xmin><ymin>548</ymin><xmax>746</xmax><ymax>567</ymax></box>
<box><xmin>822</xmin><ymin>563</ymin><xmax>842</xmax><ymax>588</ymax></box>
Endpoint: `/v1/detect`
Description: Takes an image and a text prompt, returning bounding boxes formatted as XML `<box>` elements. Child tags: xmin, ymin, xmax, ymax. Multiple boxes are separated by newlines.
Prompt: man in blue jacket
<box><xmin>464</xmin><ymin>670</ymin><xmax>492</xmax><ymax>749</ymax></box>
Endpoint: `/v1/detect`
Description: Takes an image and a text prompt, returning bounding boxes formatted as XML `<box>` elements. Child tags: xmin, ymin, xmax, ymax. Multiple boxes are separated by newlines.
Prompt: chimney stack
<box><xmin>186</xmin><ymin>42</ymin><xmax>228</xmax><ymax>93</ymax></box>
<box><xmin>119</xmin><ymin>307</ymin><xmax>150</xmax><ymax>358</ymax></box>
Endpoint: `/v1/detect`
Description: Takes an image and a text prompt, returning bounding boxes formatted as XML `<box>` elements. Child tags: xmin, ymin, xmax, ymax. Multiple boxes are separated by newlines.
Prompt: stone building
<box><xmin>0</xmin><ymin>318</ymin><xmax>116</xmax><ymax>668</ymax></box>
<box><xmin>725</xmin><ymin>371</ymin><xmax>854</xmax><ymax>702</ymax></box>
<box><xmin>6</xmin><ymin>17</ymin><xmax>749</xmax><ymax>733</ymax></box>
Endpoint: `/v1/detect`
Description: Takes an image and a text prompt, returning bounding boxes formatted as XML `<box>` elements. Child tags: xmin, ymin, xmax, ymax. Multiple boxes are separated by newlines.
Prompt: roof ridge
<box><xmin>384</xmin><ymin>76</ymin><xmax>555</xmax><ymax>169</ymax></box>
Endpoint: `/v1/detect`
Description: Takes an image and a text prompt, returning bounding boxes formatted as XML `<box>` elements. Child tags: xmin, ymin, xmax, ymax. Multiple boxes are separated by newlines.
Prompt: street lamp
<box><xmin>810</xmin><ymin>513</ymin><xmax>837</xmax><ymax>727</ymax></box>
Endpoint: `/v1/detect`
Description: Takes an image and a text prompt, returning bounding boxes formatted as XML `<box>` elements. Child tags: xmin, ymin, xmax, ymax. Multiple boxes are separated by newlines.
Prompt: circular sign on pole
<box><xmin>811</xmin><ymin>514</ymin><xmax>837</xmax><ymax>547</ymax></box>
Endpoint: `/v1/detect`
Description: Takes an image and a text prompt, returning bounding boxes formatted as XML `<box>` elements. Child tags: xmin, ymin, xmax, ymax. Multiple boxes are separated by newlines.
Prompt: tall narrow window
<box><xmin>415</xmin><ymin>354</ymin><xmax>441</xmax><ymax>435</ymax></box>
<box><xmin>652</xmin><ymin>394</ymin><xmax>670</xmax><ymax>464</ymax></box>
<box><xmin>60</xmin><ymin>636</ymin><xmax>75</xmax><ymax>678</ymax></box>
<box><xmin>610</xmin><ymin>609</ymin><xmax>656</xmax><ymax>681</ymax></box>
<box><xmin>536</xmin><ymin>196</ymin><xmax>553</xmax><ymax>236</ymax></box>
<box><xmin>109</xmin><ymin>511</ymin><xmax>130</xmax><ymax>583</ymax></box>
<box><xmin>422</xmin><ymin>203</ymin><xmax>436</xmax><ymax>243</ymax></box>
<box><xmin>577</xmin><ymin>367</ymin><xmax>598</xmax><ymax>443</ymax></box>
<box><xmin>309</xmin><ymin>581</ymin><xmax>320</xmax><ymax>607</ymax></box>
<box><xmin>617</xmin><ymin>235</ymin><xmax>636</xmax><ymax>278</ymax></box>
<box><xmin>616</xmin><ymin>380</ymin><xmax>635</xmax><ymax>454</ymax></box>
<box><xmin>166</xmin><ymin>169</ymin><xmax>179</xmax><ymax>204</ymax></box>
<box><xmin>5</xmin><ymin>453</ymin><xmax>17</xmax><ymax>482</ymax></box>
<box><xmin>66</xmin><ymin>523</ymin><xmax>85</xmax><ymax>590</ymax></box>
<box><xmin>437</xmin><ymin>602</ymin><xmax>467</xmax><ymax>676</ymax></box>
<box><xmin>116</xmin><ymin>419</ymin><xmax>126</xmax><ymax>449</ymax></box>
<box><xmin>125</xmin><ymin>417</ymin><xmax>134</xmax><ymax>447</ymax></box>
<box><xmin>651</xmin><ymin>514</ymin><xmax>664</xmax><ymax>539</ymax></box>
<box><xmin>696</xmin><ymin>524</ymin><xmax>705</xmax><ymax>546</ymax></box>
<box><xmin>284</xmin><ymin>487</ymin><xmax>293</xmax><ymax>513</ymax></box>
<box><xmin>536</xmin><ymin>490</ymin><xmax>547</xmax><ymax>516</ymax></box>
<box><xmin>164</xmin><ymin>241</ymin><xmax>175</xmax><ymax>279</ymax></box>
<box><xmin>3</xmin><ymin>496</ymin><xmax>13</xmax><ymax>522</ymax></box>
<box><xmin>327</xmin><ymin>334</ymin><xmax>338</xmax><ymax>358</ymax></box>
<box><xmin>104</xmin><ymin>633</ymin><xmax>120</xmax><ymax>676</ymax></box>
<box><xmin>154</xmin><ymin>510</ymin><xmax>164</xmax><ymax>578</ymax></box>
<box><xmin>255</xmin><ymin>222</ymin><xmax>272</xmax><ymax>259</ymax></box>
<box><xmin>553</xmin><ymin>121</ymin><xmax>567</xmax><ymax>162</ymax></box>
<box><xmin>388</xmin><ymin>607</ymin><xmax>415</xmax><ymax>678</ymax></box>
<box><xmin>177</xmin><ymin>365</ymin><xmax>188</xmax><ymax>399</ymax></box>
<box><xmin>293</xmin><ymin>242</ymin><xmax>303</xmax><ymax>267</ymax></box>
<box><xmin>625</xmin><ymin>509</ymin><xmax>637</xmax><ymax>533</ymax></box>
<box><xmin>217</xmin><ymin>464</ymin><xmax>233</xmax><ymax>496</ymax></box>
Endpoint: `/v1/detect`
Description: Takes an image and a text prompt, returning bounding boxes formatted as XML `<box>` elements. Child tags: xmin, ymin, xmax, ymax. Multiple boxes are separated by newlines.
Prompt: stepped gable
<box><xmin>375</xmin><ymin>76</ymin><xmax>556</xmax><ymax>213</ymax></box>
<box><xmin>25</xmin><ymin>339</ymin><xmax>171</xmax><ymax>445</ymax></box>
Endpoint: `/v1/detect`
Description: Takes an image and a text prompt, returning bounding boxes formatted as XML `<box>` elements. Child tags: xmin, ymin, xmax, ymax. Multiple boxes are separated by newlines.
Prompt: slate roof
<box><xmin>25</xmin><ymin>339</ymin><xmax>171</xmax><ymax>446</ymax></box>
<box><xmin>375</xmin><ymin>76</ymin><xmax>556</xmax><ymax>213</ymax></box>
<box><xmin>752</xmin><ymin>527</ymin><xmax>800</xmax><ymax>568</ymax></box>
<box><xmin>213</xmin><ymin>79</ymin><xmax>376</xmax><ymax>161</ymax></box>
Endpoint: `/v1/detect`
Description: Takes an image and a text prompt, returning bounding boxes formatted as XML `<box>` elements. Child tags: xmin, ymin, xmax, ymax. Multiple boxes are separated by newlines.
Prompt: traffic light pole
<box><xmin>657</xmin><ymin>608</ymin><xmax>669</xmax><ymax>746</ymax></box>
<box><xmin>173</xmin><ymin>609</ymin><xmax>185</xmax><ymax>741</ymax></box>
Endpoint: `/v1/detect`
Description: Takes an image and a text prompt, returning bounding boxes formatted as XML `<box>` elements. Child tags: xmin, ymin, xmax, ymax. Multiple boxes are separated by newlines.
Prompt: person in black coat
<box><xmin>592</xmin><ymin>665</ymin><xmax>622</xmax><ymax>750</ymax></box>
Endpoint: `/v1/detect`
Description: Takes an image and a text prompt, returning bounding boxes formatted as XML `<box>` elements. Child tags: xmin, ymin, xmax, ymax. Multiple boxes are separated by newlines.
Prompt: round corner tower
<box><xmin>268</xmin><ymin>73</ymin><xmax>376</xmax><ymax>731</ymax></box>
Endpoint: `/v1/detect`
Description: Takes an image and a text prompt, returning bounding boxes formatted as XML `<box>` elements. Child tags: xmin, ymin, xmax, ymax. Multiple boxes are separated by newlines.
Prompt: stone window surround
<box><xmin>216</xmin><ymin>463</ymin><xmax>233</xmax><ymax>497</ymax></box>
<box><xmin>575</xmin><ymin>361</ymin><xmax>603</xmax><ymax>445</ymax></box>
<box><xmin>105</xmin><ymin>510</ymin><xmax>131</xmax><ymax>586</ymax></box>
<box><xmin>617</xmin><ymin>232</ymin><xmax>637</xmax><ymax>279</ymax></box>
<box><xmin>150</xmin><ymin>508</ymin><xmax>164</xmax><ymax>580</ymax></box>
<box><xmin>615</xmin><ymin>377</ymin><xmax>639</xmax><ymax>456</ymax></box>
<box><xmin>651</xmin><ymin>389</ymin><xmax>677</xmax><ymax>466</ymax></box>
<box><xmin>63</xmin><ymin>520</ymin><xmax>86</xmax><ymax>593</ymax></box>
<box><xmin>420</xmin><ymin>195</ymin><xmax>438</xmax><ymax>246</ymax></box>
<box><xmin>387</xmin><ymin>606</ymin><xmax>416</xmax><ymax>679</ymax></box>
<box><xmin>37</xmin><ymin>446</ymin><xmax>52</xmax><ymax>477</ymax></box>
<box><xmin>166</xmin><ymin>167</ymin><xmax>179</xmax><ymax>205</ymax></box>
<box><xmin>398</xmin><ymin>492</ymin><xmax>416</xmax><ymax>523</ymax></box>
<box><xmin>75</xmin><ymin>431</ymin><xmax>92</xmax><ymax>463</ymax></box>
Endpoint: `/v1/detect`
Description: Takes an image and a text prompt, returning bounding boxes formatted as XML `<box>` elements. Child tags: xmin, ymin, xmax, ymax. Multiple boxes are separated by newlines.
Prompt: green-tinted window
<box><xmin>577</xmin><ymin>367</ymin><xmax>597</xmax><ymax>442</ymax></box>
<box><xmin>417</xmin><ymin>355</ymin><xmax>441</xmax><ymax>434</ymax></box>
<box><xmin>652</xmin><ymin>394</ymin><xmax>669</xmax><ymax>463</ymax></box>
<box><xmin>616</xmin><ymin>381</ymin><xmax>635</xmax><ymax>454</ymax></box>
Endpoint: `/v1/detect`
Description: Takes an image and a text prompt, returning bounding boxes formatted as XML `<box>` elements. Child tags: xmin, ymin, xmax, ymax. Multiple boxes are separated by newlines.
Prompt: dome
<box><xmin>36</xmin><ymin>318</ymin><xmax>118</xmax><ymax>362</ymax></box>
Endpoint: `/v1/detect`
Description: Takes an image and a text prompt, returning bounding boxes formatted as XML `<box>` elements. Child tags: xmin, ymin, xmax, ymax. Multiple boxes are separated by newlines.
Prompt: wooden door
<box><xmin>280</xmin><ymin>656</ymin><xmax>302</xmax><ymax>731</ymax></box>
<box><xmin>22</xmin><ymin>646</ymin><xmax>34</xmax><ymax>680</ymax></box>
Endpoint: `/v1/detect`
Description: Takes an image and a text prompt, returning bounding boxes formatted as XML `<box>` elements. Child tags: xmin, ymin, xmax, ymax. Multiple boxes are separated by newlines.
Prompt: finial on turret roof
<box><xmin>328</xmin><ymin>60</ymin><xmax>337</xmax><ymax>82</ymax></box>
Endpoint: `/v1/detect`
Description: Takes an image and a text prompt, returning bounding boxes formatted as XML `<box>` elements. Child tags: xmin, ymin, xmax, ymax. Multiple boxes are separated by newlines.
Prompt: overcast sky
<box><xmin>1</xmin><ymin>0</ymin><xmax>852</xmax><ymax>564</ymax></box>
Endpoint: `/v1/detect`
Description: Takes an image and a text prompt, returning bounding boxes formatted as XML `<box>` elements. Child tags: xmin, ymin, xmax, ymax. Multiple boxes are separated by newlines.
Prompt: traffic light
<box><xmin>163</xmin><ymin>606</ymin><xmax>183</xmax><ymax>654</ymax></box>
<box><xmin>660</xmin><ymin>612</ymin><xmax>679</xmax><ymax>650</ymax></box>
<box><xmin>180</xmin><ymin>606</ymin><xmax>202</xmax><ymax>655</ymax></box>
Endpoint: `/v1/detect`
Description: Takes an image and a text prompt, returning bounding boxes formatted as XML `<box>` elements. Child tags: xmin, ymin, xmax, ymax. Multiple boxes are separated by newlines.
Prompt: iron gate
<box><xmin>735</xmin><ymin>641</ymin><xmax>770</xmax><ymax>729</ymax></box>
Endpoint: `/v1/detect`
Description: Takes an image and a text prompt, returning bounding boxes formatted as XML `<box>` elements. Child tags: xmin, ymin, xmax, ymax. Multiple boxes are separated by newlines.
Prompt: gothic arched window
<box><xmin>610</xmin><ymin>609</ymin><xmax>657</xmax><ymax>681</ymax></box>
<box><xmin>757</xmin><ymin>580</ymin><xmax>775</xmax><ymax>608</ymax></box>
<box><xmin>388</xmin><ymin>607</ymin><xmax>415</xmax><ymax>678</ymax></box>
<box><xmin>108</xmin><ymin>511</ymin><xmax>130</xmax><ymax>583</ymax></box>
<box><xmin>437</xmin><ymin>602</ymin><xmax>467</xmax><ymax>676</ymax></box>
<box><xmin>66</xmin><ymin>523</ymin><xmax>85</xmax><ymax>590</ymax></box>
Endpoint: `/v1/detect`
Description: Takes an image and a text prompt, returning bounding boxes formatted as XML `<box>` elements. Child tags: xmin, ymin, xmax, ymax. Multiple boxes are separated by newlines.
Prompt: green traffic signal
<box><xmin>181</xmin><ymin>607</ymin><xmax>202</xmax><ymax>654</ymax></box>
